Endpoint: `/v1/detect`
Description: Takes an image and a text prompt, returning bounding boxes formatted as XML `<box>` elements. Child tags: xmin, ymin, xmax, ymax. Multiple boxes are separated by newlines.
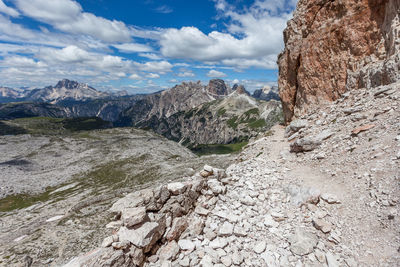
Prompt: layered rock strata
<box><xmin>278</xmin><ymin>0</ymin><xmax>400</xmax><ymax>122</ymax></box>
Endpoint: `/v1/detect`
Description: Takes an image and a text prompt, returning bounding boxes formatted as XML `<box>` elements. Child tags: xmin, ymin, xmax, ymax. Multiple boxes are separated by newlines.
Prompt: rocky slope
<box><xmin>0</xmin><ymin>125</ymin><xmax>233</xmax><ymax>267</ymax></box>
<box><xmin>0</xmin><ymin>102</ymin><xmax>69</xmax><ymax>120</ymax></box>
<box><xmin>133</xmin><ymin>90</ymin><xmax>283</xmax><ymax>146</ymax></box>
<box><xmin>117</xmin><ymin>79</ymin><xmax>230</xmax><ymax>126</ymax></box>
<box><xmin>278</xmin><ymin>0</ymin><xmax>400</xmax><ymax>122</ymax></box>
<box><xmin>58</xmin><ymin>80</ymin><xmax>399</xmax><ymax>267</ymax></box>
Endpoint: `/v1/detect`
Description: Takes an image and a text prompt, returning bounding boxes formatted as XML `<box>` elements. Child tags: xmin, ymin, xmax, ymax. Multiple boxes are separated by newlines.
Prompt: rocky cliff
<box><xmin>278</xmin><ymin>0</ymin><xmax>400</xmax><ymax>122</ymax></box>
<box><xmin>135</xmin><ymin>92</ymin><xmax>283</xmax><ymax>146</ymax></box>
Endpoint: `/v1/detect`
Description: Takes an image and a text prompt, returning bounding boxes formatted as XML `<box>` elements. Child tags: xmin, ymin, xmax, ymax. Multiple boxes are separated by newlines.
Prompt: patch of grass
<box><xmin>248</xmin><ymin>119</ymin><xmax>267</xmax><ymax>129</ymax></box>
<box><xmin>1</xmin><ymin>116</ymin><xmax>111</xmax><ymax>136</ymax></box>
<box><xmin>243</xmin><ymin>108</ymin><xmax>259</xmax><ymax>116</ymax></box>
<box><xmin>79</xmin><ymin>154</ymin><xmax>161</xmax><ymax>193</ymax></box>
<box><xmin>227</xmin><ymin>116</ymin><xmax>239</xmax><ymax>129</ymax></box>
<box><xmin>191</xmin><ymin>141</ymin><xmax>248</xmax><ymax>156</ymax></box>
<box><xmin>0</xmin><ymin>181</ymin><xmax>79</xmax><ymax>212</ymax></box>
<box><xmin>62</xmin><ymin>117</ymin><xmax>111</xmax><ymax>131</ymax></box>
<box><xmin>217</xmin><ymin>108</ymin><xmax>226</xmax><ymax>116</ymax></box>
<box><xmin>0</xmin><ymin>121</ymin><xmax>28</xmax><ymax>135</ymax></box>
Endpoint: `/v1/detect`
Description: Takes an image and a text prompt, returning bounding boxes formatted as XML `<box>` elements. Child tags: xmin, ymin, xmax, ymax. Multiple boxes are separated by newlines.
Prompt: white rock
<box><xmin>195</xmin><ymin>206</ymin><xmax>210</xmax><ymax>216</ymax></box>
<box><xmin>218</xmin><ymin>222</ymin><xmax>234</xmax><ymax>236</ymax></box>
<box><xmin>233</xmin><ymin>226</ymin><xmax>247</xmax><ymax>237</ymax></box>
<box><xmin>200</xmin><ymin>255</ymin><xmax>214</xmax><ymax>267</ymax></box>
<box><xmin>325</xmin><ymin>252</ymin><xmax>340</xmax><ymax>267</ymax></box>
<box><xmin>46</xmin><ymin>215</ymin><xmax>64</xmax><ymax>222</ymax></box>
<box><xmin>167</xmin><ymin>182</ymin><xmax>186</xmax><ymax>195</ymax></box>
<box><xmin>264</xmin><ymin>215</ymin><xmax>279</xmax><ymax>228</ymax></box>
<box><xmin>232</xmin><ymin>251</ymin><xmax>243</xmax><ymax>265</ymax></box>
<box><xmin>209</xmin><ymin>238</ymin><xmax>228</xmax><ymax>249</ymax></box>
<box><xmin>320</xmin><ymin>193</ymin><xmax>341</xmax><ymax>204</ymax></box>
<box><xmin>220</xmin><ymin>255</ymin><xmax>232</xmax><ymax>266</ymax></box>
<box><xmin>254</xmin><ymin>241</ymin><xmax>266</xmax><ymax>254</ymax></box>
<box><xmin>241</xmin><ymin>195</ymin><xmax>256</xmax><ymax>206</ymax></box>
<box><xmin>178</xmin><ymin>239</ymin><xmax>195</xmax><ymax>251</ymax></box>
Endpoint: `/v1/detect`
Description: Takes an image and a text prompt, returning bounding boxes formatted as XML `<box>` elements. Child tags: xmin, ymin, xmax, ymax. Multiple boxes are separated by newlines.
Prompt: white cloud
<box><xmin>155</xmin><ymin>5</ymin><xmax>173</xmax><ymax>14</ymax></box>
<box><xmin>113</xmin><ymin>43</ymin><xmax>153</xmax><ymax>53</ymax></box>
<box><xmin>136</xmin><ymin>60</ymin><xmax>173</xmax><ymax>73</ymax></box>
<box><xmin>38</xmin><ymin>45</ymin><xmax>92</xmax><ymax>63</ymax></box>
<box><xmin>2</xmin><ymin>56</ymin><xmax>47</xmax><ymax>67</ymax></box>
<box><xmin>207</xmin><ymin>70</ymin><xmax>226</xmax><ymax>78</ymax></box>
<box><xmin>139</xmin><ymin>53</ymin><xmax>162</xmax><ymax>60</ymax></box>
<box><xmin>160</xmin><ymin>0</ymin><xmax>294</xmax><ymax>69</ymax></box>
<box><xmin>0</xmin><ymin>0</ymin><xmax>20</xmax><ymax>17</ymax></box>
<box><xmin>146</xmin><ymin>73</ymin><xmax>160</xmax><ymax>79</ymax></box>
<box><xmin>177</xmin><ymin>69</ymin><xmax>195</xmax><ymax>77</ymax></box>
<box><xmin>129</xmin><ymin>73</ymin><xmax>142</xmax><ymax>80</ymax></box>
<box><xmin>15</xmin><ymin>0</ymin><xmax>131</xmax><ymax>42</ymax></box>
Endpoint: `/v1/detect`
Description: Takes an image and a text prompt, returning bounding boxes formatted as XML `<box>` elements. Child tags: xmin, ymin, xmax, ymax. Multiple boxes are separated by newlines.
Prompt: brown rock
<box><xmin>278</xmin><ymin>0</ymin><xmax>399</xmax><ymax>123</ymax></box>
<box><xmin>159</xmin><ymin>240</ymin><xmax>180</xmax><ymax>261</ymax></box>
<box><xmin>351</xmin><ymin>124</ymin><xmax>375</xmax><ymax>136</ymax></box>
<box><xmin>166</xmin><ymin>217</ymin><xmax>188</xmax><ymax>241</ymax></box>
<box><xmin>127</xmin><ymin>246</ymin><xmax>144</xmax><ymax>266</ymax></box>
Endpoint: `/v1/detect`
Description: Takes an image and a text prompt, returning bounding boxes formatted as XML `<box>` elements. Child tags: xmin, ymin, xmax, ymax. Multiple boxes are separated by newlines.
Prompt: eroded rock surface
<box><xmin>278</xmin><ymin>0</ymin><xmax>400</xmax><ymax>122</ymax></box>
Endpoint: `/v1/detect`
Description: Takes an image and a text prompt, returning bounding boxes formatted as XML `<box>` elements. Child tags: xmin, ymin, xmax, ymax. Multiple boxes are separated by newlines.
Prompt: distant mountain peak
<box><xmin>232</xmin><ymin>84</ymin><xmax>250</xmax><ymax>95</ymax></box>
<box><xmin>206</xmin><ymin>79</ymin><xmax>230</xmax><ymax>97</ymax></box>
<box><xmin>54</xmin><ymin>79</ymin><xmax>91</xmax><ymax>90</ymax></box>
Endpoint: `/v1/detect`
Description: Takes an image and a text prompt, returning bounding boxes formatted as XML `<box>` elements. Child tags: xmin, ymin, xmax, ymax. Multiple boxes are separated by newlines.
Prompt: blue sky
<box><xmin>0</xmin><ymin>0</ymin><xmax>297</xmax><ymax>93</ymax></box>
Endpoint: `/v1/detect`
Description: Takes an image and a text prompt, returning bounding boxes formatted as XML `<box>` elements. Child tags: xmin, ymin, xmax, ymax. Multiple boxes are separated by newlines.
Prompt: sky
<box><xmin>0</xmin><ymin>0</ymin><xmax>297</xmax><ymax>93</ymax></box>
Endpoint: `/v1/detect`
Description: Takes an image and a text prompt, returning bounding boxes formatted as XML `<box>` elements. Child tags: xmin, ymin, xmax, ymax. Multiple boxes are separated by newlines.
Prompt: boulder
<box><xmin>118</xmin><ymin>221</ymin><xmax>165</xmax><ymax>253</ymax></box>
<box><xmin>121</xmin><ymin>207</ymin><xmax>147</xmax><ymax>228</ymax></box>
<box><xmin>167</xmin><ymin>182</ymin><xmax>186</xmax><ymax>195</ymax></box>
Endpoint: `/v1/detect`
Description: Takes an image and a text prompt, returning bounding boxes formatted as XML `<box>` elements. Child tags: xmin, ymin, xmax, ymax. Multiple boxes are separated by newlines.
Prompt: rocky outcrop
<box><xmin>63</xmin><ymin>165</ymin><xmax>227</xmax><ymax>267</ymax></box>
<box><xmin>135</xmin><ymin>93</ymin><xmax>283</xmax><ymax>146</ymax></box>
<box><xmin>278</xmin><ymin>0</ymin><xmax>400</xmax><ymax>123</ymax></box>
<box><xmin>206</xmin><ymin>79</ymin><xmax>231</xmax><ymax>97</ymax></box>
<box><xmin>252</xmin><ymin>85</ymin><xmax>280</xmax><ymax>101</ymax></box>
<box><xmin>232</xmin><ymin>84</ymin><xmax>250</xmax><ymax>95</ymax></box>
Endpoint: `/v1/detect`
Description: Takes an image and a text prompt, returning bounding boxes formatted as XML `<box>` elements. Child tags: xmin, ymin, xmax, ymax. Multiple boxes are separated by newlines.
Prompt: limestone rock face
<box><xmin>206</xmin><ymin>79</ymin><xmax>230</xmax><ymax>97</ymax></box>
<box><xmin>278</xmin><ymin>0</ymin><xmax>400</xmax><ymax>123</ymax></box>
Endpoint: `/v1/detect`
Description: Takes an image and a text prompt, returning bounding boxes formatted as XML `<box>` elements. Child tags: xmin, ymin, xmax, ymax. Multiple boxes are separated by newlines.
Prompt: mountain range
<box><xmin>0</xmin><ymin>79</ymin><xmax>282</xmax><ymax>146</ymax></box>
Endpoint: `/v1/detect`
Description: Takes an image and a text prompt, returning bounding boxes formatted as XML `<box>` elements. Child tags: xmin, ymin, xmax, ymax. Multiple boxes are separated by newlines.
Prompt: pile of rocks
<box><xmin>63</xmin><ymin>165</ymin><xmax>227</xmax><ymax>267</ymax></box>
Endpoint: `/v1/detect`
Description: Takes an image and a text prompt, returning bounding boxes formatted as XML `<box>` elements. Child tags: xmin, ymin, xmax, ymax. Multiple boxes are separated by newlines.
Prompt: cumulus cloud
<box><xmin>139</xmin><ymin>53</ymin><xmax>162</xmax><ymax>60</ymax></box>
<box><xmin>207</xmin><ymin>70</ymin><xmax>226</xmax><ymax>78</ymax></box>
<box><xmin>177</xmin><ymin>69</ymin><xmax>195</xmax><ymax>77</ymax></box>
<box><xmin>146</xmin><ymin>73</ymin><xmax>160</xmax><ymax>79</ymax></box>
<box><xmin>0</xmin><ymin>0</ymin><xmax>20</xmax><ymax>17</ymax></box>
<box><xmin>2</xmin><ymin>56</ymin><xmax>47</xmax><ymax>67</ymax></box>
<box><xmin>135</xmin><ymin>60</ymin><xmax>173</xmax><ymax>73</ymax></box>
<box><xmin>113</xmin><ymin>43</ymin><xmax>153</xmax><ymax>53</ymax></box>
<box><xmin>129</xmin><ymin>73</ymin><xmax>142</xmax><ymax>80</ymax></box>
<box><xmin>160</xmin><ymin>0</ymin><xmax>295</xmax><ymax>69</ymax></box>
<box><xmin>15</xmin><ymin>0</ymin><xmax>131</xmax><ymax>42</ymax></box>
